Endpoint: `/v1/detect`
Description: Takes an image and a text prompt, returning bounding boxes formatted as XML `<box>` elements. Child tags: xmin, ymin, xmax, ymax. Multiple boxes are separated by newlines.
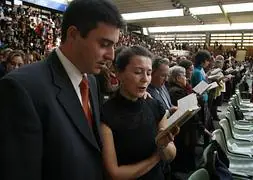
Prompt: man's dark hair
<box><xmin>115</xmin><ymin>45</ymin><xmax>153</xmax><ymax>72</ymax></box>
<box><xmin>179</xmin><ymin>59</ymin><xmax>193</xmax><ymax>70</ymax></box>
<box><xmin>61</xmin><ymin>0</ymin><xmax>124</xmax><ymax>42</ymax></box>
<box><xmin>194</xmin><ymin>50</ymin><xmax>211</xmax><ymax>67</ymax></box>
<box><xmin>152</xmin><ymin>57</ymin><xmax>170</xmax><ymax>72</ymax></box>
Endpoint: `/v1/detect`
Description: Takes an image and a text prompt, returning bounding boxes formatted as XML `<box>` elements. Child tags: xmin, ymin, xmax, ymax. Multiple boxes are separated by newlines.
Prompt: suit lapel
<box><xmin>47</xmin><ymin>51</ymin><xmax>100</xmax><ymax>151</ymax></box>
<box><xmin>88</xmin><ymin>75</ymin><xmax>102</xmax><ymax>148</ymax></box>
<box><xmin>162</xmin><ymin>86</ymin><xmax>172</xmax><ymax>107</ymax></box>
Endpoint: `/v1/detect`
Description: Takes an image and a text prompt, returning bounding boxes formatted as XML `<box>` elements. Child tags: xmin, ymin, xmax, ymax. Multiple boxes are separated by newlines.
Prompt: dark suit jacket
<box><xmin>0</xmin><ymin>51</ymin><xmax>104</xmax><ymax>180</ymax></box>
<box><xmin>147</xmin><ymin>84</ymin><xmax>173</xmax><ymax>110</ymax></box>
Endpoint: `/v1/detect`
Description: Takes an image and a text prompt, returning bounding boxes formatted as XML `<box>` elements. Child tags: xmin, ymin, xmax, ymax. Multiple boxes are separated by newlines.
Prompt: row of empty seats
<box><xmin>188</xmin><ymin>72</ymin><xmax>253</xmax><ymax>180</ymax></box>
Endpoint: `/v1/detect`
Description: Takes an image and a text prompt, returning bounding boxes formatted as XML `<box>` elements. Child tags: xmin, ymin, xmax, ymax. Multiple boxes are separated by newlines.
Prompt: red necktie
<box><xmin>79</xmin><ymin>78</ymin><xmax>93</xmax><ymax>127</ymax></box>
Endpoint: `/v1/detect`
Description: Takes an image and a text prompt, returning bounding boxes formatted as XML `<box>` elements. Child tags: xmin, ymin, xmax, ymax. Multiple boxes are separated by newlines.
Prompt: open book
<box><xmin>225</xmin><ymin>67</ymin><xmax>235</xmax><ymax>74</ymax></box>
<box><xmin>208</xmin><ymin>72</ymin><xmax>224</xmax><ymax>82</ymax></box>
<box><xmin>209</xmin><ymin>68</ymin><xmax>222</xmax><ymax>75</ymax></box>
<box><xmin>192</xmin><ymin>80</ymin><xmax>219</xmax><ymax>95</ymax></box>
<box><xmin>156</xmin><ymin>93</ymin><xmax>201</xmax><ymax>142</ymax></box>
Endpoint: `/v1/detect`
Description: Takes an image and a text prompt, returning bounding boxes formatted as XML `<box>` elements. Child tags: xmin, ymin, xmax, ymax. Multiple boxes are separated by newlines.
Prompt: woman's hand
<box><xmin>156</xmin><ymin>127</ymin><xmax>179</xmax><ymax>161</ymax></box>
<box><xmin>169</xmin><ymin>106</ymin><xmax>178</xmax><ymax>114</ymax></box>
<box><xmin>143</xmin><ymin>91</ymin><xmax>152</xmax><ymax>99</ymax></box>
<box><xmin>156</xmin><ymin>126</ymin><xmax>180</xmax><ymax>148</ymax></box>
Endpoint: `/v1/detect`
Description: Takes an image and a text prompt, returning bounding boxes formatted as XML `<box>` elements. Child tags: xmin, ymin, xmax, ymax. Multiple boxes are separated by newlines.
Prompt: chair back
<box><xmin>219</xmin><ymin>119</ymin><xmax>233</xmax><ymax>140</ymax></box>
<box><xmin>212</xmin><ymin>129</ymin><xmax>228</xmax><ymax>154</ymax></box>
<box><xmin>188</xmin><ymin>168</ymin><xmax>209</xmax><ymax>180</ymax></box>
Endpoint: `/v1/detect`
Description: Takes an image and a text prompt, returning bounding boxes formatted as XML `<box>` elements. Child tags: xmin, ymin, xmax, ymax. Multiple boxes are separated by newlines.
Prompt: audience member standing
<box><xmin>167</xmin><ymin>66</ymin><xmax>199</xmax><ymax>173</ymax></box>
<box><xmin>101</xmin><ymin>46</ymin><xmax>178</xmax><ymax>180</ymax></box>
<box><xmin>191</xmin><ymin>50</ymin><xmax>213</xmax><ymax>146</ymax></box>
<box><xmin>147</xmin><ymin>57</ymin><xmax>177</xmax><ymax>114</ymax></box>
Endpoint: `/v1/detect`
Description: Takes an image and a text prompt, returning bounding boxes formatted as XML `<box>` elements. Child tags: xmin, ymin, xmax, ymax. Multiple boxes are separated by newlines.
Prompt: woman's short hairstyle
<box><xmin>214</xmin><ymin>60</ymin><xmax>224</xmax><ymax>69</ymax></box>
<box><xmin>115</xmin><ymin>45</ymin><xmax>153</xmax><ymax>72</ymax></box>
<box><xmin>194</xmin><ymin>50</ymin><xmax>211</xmax><ymax>67</ymax></box>
<box><xmin>168</xmin><ymin>65</ymin><xmax>186</xmax><ymax>83</ymax></box>
<box><xmin>215</xmin><ymin>55</ymin><xmax>224</xmax><ymax>61</ymax></box>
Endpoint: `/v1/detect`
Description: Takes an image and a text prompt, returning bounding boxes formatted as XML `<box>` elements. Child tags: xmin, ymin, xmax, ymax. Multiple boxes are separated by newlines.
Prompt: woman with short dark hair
<box><xmin>191</xmin><ymin>50</ymin><xmax>213</xmax><ymax>147</ymax></box>
<box><xmin>101</xmin><ymin>46</ymin><xmax>178</xmax><ymax>180</ymax></box>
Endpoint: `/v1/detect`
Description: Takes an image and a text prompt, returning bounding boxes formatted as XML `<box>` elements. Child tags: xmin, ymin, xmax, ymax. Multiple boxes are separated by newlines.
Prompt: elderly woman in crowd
<box><xmin>101</xmin><ymin>46</ymin><xmax>179</xmax><ymax>180</ymax></box>
<box><xmin>167</xmin><ymin>66</ymin><xmax>198</xmax><ymax>173</ymax></box>
<box><xmin>178</xmin><ymin>59</ymin><xmax>194</xmax><ymax>94</ymax></box>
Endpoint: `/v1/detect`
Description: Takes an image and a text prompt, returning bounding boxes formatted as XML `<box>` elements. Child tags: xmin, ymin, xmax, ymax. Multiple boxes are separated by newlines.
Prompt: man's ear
<box><xmin>66</xmin><ymin>25</ymin><xmax>79</xmax><ymax>42</ymax></box>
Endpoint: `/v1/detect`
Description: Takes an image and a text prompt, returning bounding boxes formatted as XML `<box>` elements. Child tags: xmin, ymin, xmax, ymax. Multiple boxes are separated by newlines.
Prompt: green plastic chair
<box><xmin>188</xmin><ymin>168</ymin><xmax>209</xmax><ymax>180</ymax></box>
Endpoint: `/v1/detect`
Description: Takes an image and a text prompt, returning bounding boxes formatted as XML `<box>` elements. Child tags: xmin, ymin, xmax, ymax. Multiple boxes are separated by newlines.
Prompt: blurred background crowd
<box><xmin>1</xmin><ymin>2</ymin><xmax>253</xmax><ymax>179</ymax></box>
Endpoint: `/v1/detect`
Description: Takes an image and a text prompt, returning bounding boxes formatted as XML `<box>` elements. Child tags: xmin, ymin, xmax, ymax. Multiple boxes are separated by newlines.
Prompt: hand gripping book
<box><xmin>156</xmin><ymin>93</ymin><xmax>201</xmax><ymax>142</ymax></box>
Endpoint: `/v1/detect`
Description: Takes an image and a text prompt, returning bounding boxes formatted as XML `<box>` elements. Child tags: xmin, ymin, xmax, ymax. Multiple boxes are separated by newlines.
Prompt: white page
<box><xmin>177</xmin><ymin>93</ymin><xmax>199</xmax><ymax>111</ymax></box>
<box><xmin>226</xmin><ymin>74</ymin><xmax>234</xmax><ymax>79</ymax></box>
<box><xmin>192</xmin><ymin>80</ymin><xmax>210</xmax><ymax>95</ymax></box>
<box><xmin>225</xmin><ymin>67</ymin><xmax>234</xmax><ymax>73</ymax></box>
<box><xmin>208</xmin><ymin>82</ymin><xmax>219</xmax><ymax>90</ymax></box>
<box><xmin>157</xmin><ymin>94</ymin><xmax>200</xmax><ymax>140</ymax></box>
<box><xmin>167</xmin><ymin>109</ymin><xmax>184</xmax><ymax>128</ymax></box>
<box><xmin>210</xmin><ymin>68</ymin><xmax>222</xmax><ymax>75</ymax></box>
<box><xmin>208</xmin><ymin>72</ymin><xmax>224</xmax><ymax>80</ymax></box>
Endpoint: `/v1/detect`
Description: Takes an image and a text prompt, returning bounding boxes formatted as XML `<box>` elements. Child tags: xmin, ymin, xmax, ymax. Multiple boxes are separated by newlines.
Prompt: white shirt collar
<box><xmin>55</xmin><ymin>47</ymin><xmax>83</xmax><ymax>91</ymax></box>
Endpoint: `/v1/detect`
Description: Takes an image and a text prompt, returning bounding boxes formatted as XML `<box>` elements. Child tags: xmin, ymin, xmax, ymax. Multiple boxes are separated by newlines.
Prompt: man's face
<box><xmin>73</xmin><ymin>22</ymin><xmax>120</xmax><ymax>74</ymax></box>
<box><xmin>151</xmin><ymin>63</ymin><xmax>169</xmax><ymax>87</ymax></box>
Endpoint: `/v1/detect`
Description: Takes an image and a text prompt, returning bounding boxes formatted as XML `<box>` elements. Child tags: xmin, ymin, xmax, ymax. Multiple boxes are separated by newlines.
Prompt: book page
<box><xmin>208</xmin><ymin>82</ymin><xmax>219</xmax><ymax>90</ymax></box>
<box><xmin>225</xmin><ymin>67</ymin><xmax>234</xmax><ymax>73</ymax></box>
<box><xmin>226</xmin><ymin>74</ymin><xmax>234</xmax><ymax>79</ymax></box>
<box><xmin>208</xmin><ymin>72</ymin><xmax>224</xmax><ymax>81</ymax></box>
<box><xmin>156</xmin><ymin>94</ymin><xmax>201</xmax><ymax>141</ymax></box>
<box><xmin>156</xmin><ymin>107</ymin><xmax>200</xmax><ymax>141</ymax></box>
<box><xmin>210</xmin><ymin>68</ymin><xmax>222</xmax><ymax>75</ymax></box>
<box><xmin>177</xmin><ymin>93</ymin><xmax>199</xmax><ymax>111</ymax></box>
<box><xmin>192</xmin><ymin>80</ymin><xmax>211</xmax><ymax>95</ymax></box>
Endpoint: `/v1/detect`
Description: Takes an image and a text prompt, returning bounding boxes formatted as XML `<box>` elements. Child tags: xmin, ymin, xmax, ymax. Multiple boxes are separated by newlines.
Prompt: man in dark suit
<box><xmin>147</xmin><ymin>57</ymin><xmax>177</xmax><ymax>114</ymax></box>
<box><xmin>0</xmin><ymin>1</ymin><xmax>124</xmax><ymax>180</ymax></box>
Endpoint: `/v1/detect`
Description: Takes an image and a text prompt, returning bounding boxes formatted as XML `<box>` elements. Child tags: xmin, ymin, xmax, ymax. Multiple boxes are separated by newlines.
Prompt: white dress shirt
<box><xmin>55</xmin><ymin>48</ymin><xmax>84</xmax><ymax>105</ymax></box>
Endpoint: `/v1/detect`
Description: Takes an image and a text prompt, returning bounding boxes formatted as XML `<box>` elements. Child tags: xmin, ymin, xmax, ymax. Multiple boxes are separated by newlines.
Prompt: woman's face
<box><xmin>177</xmin><ymin>73</ymin><xmax>187</xmax><ymax>87</ymax></box>
<box><xmin>118</xmin><ymin>55</ymin><xmax>152</xmax><ymax>100</ymax></box>
<box><xmin>203</xmin><ymin>59</ymin><xmax>210</xmax><ymax>68</ymax></box>
<box><xmin>6</xmin><ymin>55</ymin><xmax>24</xmax><ymax>72</ymax></box>
<box><xmin>186</xmin><ymin>65</ymin><xmax>194</xmax><ymax>79</ymax></box>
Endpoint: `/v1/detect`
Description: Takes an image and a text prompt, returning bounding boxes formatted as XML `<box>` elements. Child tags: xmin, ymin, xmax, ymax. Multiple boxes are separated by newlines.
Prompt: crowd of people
<box><xmin>0</xmin><ymin>1</ymin><xmax>252</xmax><ymax>180</ymax></box>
